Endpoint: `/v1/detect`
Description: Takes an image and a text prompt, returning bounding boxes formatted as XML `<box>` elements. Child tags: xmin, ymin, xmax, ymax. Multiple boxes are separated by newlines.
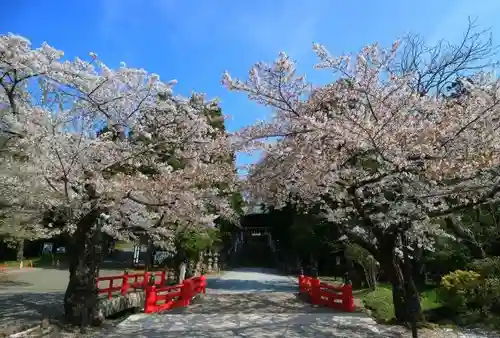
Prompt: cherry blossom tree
<box><xmin>0</xmin><ymin>34</ymin><xmax>237</xmax><ymax>325</ymax></box>
<box><xmin>223</xmin><ymin>41</ymin><xmax>500</xmax><ymax>321</ymax></box>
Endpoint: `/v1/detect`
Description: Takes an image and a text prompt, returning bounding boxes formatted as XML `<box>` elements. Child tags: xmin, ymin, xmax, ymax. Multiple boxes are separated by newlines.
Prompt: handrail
<box><xmin>96</xmin><ymin>270</ymin><xmax>207</xmax><ymax>314</ymax></box>
<box><xmin>298</xmin><ymin>274</ymin><xmax>354</xmax><ymax>312</ymax></box>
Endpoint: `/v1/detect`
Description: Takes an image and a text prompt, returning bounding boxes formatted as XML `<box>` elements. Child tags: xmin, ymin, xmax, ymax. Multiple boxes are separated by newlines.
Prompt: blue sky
<box><xmin>3</xmin><ymin>0</ymin><xmax>500</xmax><ymax>170</ymax></box>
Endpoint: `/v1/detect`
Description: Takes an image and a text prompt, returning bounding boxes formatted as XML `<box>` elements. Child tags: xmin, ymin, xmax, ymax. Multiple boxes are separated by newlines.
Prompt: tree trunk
<box><xmin>364</xmin><ymin>264</ymin><xmax>378</xmax><ymax>290</ymax></box>
<box><xmin>402</xmin><ymin>235</ymin><xmax>422</xmax><ymax>338</ymax></box>
<box><xmin>378</xmin><ymin>254</ymin><xmax>407</xmax><ymax>322</ymax></box>
<box><xmin>63</xmin><ymin>211</ymin><xmax>104</xmax><ymax>327</ymax></box>
<box><xmin>16</xmin><ymin>240</ymin><xmax>24</xmax><ymax>268</ymax></box>
<box><xmin>391</xmin><ymin>262</ymin><xmax>407</xmax><ymax>322</ymax></box>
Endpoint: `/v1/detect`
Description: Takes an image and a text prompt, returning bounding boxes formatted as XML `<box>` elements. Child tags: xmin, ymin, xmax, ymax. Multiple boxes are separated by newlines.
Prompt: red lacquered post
<box><xmin>305</xmin><ymin>276</ymin><xmax>312</xmax><ymax>294</ymax></box>
<box><xmin>143</xmin><ymin>271</ymin><xmax>150</xmax><ymax>290</ymax></box>
<box><xmin>180</xmin><ymin>278</ymin><xmax>194</xmax><ymax>307</ymax></box>
<box><xmin>342</xmin><ymin>284</ymin><xmax>355</xmax><ymax>312</ymax></box>
<box><xmin>144</xmin><ymin>283</ymin><xmax>157</xmax><ymax>313</ymax></box>
<box><xmin>160</xmin><ymin>270</ymin><xmax>166</xmax><ymax>286</ymax></box>
<box><xmin>299</xmin><ymin>266</ymin><xmax>305</xmax><ymax>293</ymax></box>
<box><xmin>199</xmin><ymin>275</ymin><xmax>207</xmax><ymax>294</ymax></box>
<box><xmin>107</xmin><ymin>279</ymin><xmax>113</xmax><ymax>299</ymax></box>
<box><xmin>121</xmin><ymin>270</ymin><xmax>130</xmax><ymax>295</ymax></box>
<box><xmin>310</xmin><ymin>267</ymin><xmax>321</xmax><ymax>305</ymax></box>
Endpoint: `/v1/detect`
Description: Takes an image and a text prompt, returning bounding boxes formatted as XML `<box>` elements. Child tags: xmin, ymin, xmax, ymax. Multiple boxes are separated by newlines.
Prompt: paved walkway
<box><xmin>0</xmin><ymin>267</ymin><xmax>125</xmax><ymax>335</ymax></box>
<box><xmin>99</xmin><ymin>268</ymin><xmax>404</xmax><ymax>337</ymax></box>
<box><xmin>0</xmin><ymin>268</ymin><xmax>493</xmax><ymax>337</ymax></box>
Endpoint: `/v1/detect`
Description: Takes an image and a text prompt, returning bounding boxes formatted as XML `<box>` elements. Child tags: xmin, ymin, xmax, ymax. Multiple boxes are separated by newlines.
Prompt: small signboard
<box><xmin>42</xmin><ymin>242</ymin><xmax>53</xmax><ymax>255</ymax></box>
<box><xmin>133</xmin><ymin>245</ymin><xmax>140</xmax><ymax>265</ymax></box>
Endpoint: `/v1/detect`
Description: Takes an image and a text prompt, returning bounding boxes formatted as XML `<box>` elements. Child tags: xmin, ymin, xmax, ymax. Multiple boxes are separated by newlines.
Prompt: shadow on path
<box><xmin>0</xmin><ymin>274</ymin><xmax>32</xmax><ymax>289</ymax></box>
<box><xmin>185</xmin><ymin>293</ymin><xmax>368</xmax><ymax>315</ymax></box>
<box><xmin>0</xmin><ymin>291</ymin><xmax>64</xmax><ymax>333</ymax></box>
<box><xmin>102</xmin><ymin>312</ymin><xmax>407</xmax><ymax>338</ymax></box>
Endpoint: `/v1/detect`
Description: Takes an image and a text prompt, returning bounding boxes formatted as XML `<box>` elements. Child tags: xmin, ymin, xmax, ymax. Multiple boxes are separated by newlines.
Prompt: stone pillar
<box><xmin>195</xmin><ymin>251</ymin><xmax>204</xmax><ymax>276</ymax></box>
<box><xmin>179</xmin><ymin>261</ymin><xmax>187</xmax><ymax>284</ymax></box>
<box><xmin>207</xmin><ymin>251</ymin><xmax>213</xmax><ymax>273</ymax></box>
<box><xmin>213</xmin><ymin>252</ymin><xmax>219</xmax><ymax>273</ymax></box>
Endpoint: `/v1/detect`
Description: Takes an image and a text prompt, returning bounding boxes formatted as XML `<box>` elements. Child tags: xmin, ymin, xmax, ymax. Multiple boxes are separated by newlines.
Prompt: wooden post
<box><xmin>298</xmin><ymin>266</ymin><xmax>305</xmax><ymax>293</ymax></box>
<box><xmin>144</xmin><ymin>284</ymin><xmax>157</xmax><ymax>313</ymax></box>
<box><xmin>180</xmin><ymin>278</ymin><xmax>194</xmax><ymax>307</ymax></box>
<box><xmin>310</xmin><ymin>267</ymin><xmax>320</xmax><ymax>304</ymax></box>
<box><xmin>108</xmin><ymin>279</ymin><xmax>113</xmax><ymax>299</ymax></box>
<box><xmin>121</xmin><ymin>270</ymin><xmax>129</xmax><ymax>295</ymax></box>
<box><xmin>143</xmin><ymin>271</ymin><xmax>150</xmax><ymax>289</ymax></box>
<box><xmin>159</xmin><ymin>270</ymin><xmax>166</xmax><ymax>285</ymax></box>
<box><xmin>199</xmin><ymin>274</ymin><xmax>207</xmax><ymax>294</ymax></box>
<box><xmin>310</xmin><ymin>277</ymin><xmax>321</xmax><ymax>305</ymax></box>
<box><xmin>342</xmin><ymin>284</ymin><xmax>355</xmax><ymax>312</ymax></box>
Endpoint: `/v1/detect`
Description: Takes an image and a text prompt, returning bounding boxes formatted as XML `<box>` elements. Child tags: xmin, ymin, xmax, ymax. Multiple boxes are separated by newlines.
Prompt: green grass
<box><xmin>359</xmin><ymin>284</ymin><xmax>395</xmax><ymax>321</ymax></box>
<box><xmin>317</xmin><ymin>277</ymin><xmax>443</xmax><ymax>323</ymax></box>
<box><xmin>358</xmin><ymin>283</ymin><xmax>442</xmax><ymax>322</ymax></box>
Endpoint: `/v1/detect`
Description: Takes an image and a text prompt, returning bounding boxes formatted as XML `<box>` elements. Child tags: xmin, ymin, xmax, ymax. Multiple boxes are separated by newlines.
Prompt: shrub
<box><xmin>472</xmin><ymin>277</ymin><xmax>500</xmax><ymax>313</ymax></box>
<box><xmin>468</xmin><ymin>257</ymin><xmax>500</xmax><ymax>277</ymax></box>
<box><xmin>439</xmin><ymin>270</ymin><xmax>481</xmax><ymax>311</ymax></box>
<box><xmin>439</xmin><ymin>270</ymin><xmax>500</xmax><ymax>314</ymax></box>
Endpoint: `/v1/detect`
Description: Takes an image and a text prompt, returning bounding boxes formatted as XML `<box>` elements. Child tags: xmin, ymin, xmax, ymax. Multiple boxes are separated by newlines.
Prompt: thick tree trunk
<box><xmin>389</xmin><ymin>259</ymin><xmax>407</xmax><ymax>322</ymax></box>
<box><xmin>16</xmin><ymin>240</ymin><xmax>24</xmax><ymax>268</ymax></box>
<box><xmin>379</xmin><ymin>252</ymin><xmax>423</xmax><ymax>325</ymax></box>
<box><xmin>63</xmin><ymin>211</ymin><xmax>104</xmax><ymax>327</ymax></box>
<box><xmin>376</xmin><ymin>249</ymin><xmax>407</xmax><ymax>323</ymax></box>
<box><xmin>403</xmin><ymin>238</ymin><xmax>422</xmax><ymax>338</ymax></box>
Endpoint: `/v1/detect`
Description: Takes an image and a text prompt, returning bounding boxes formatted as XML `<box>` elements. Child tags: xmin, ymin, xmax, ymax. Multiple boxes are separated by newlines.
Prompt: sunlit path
<box><xmin>101</xmin><ymin>268</ymin><xmax>388</xmax><ymax>338</ymax></box>
<box><xmin>205</xmin><ymin>267</ymin><xmax>297</xmax><ymax>294</ymax></box>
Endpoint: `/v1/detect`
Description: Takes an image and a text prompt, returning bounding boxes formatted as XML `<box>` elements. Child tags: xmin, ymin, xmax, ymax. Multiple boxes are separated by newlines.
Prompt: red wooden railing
<box><xmin>298</xmin><ymin>274</ymin><xmax>354</xmax><ymax>312</ymax></box>
<box><xmin>96</xmin><ymin>270</ymin><xmax>207</xmax><ymax>314</ymax></box>
<box><xmin>96</xmin><ymin>270</ymin><xmax>168</xmax><ymax>299</ymax></box>
<box><xmin>144</xmin><ymin>274</ymin><xmax>206</xmax><ymax>313</ymax></box>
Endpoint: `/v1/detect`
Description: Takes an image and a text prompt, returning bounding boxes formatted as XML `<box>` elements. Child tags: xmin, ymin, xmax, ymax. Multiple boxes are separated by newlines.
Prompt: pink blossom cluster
<box><xmin>223</xmin><ymin>42</ymin><xmax>500</xmax><ymax>249</ymax></box>
<box><xmin>0</xmin><ymin>34</ymin><xmax>237</xmax><ymax>244</ymax></box>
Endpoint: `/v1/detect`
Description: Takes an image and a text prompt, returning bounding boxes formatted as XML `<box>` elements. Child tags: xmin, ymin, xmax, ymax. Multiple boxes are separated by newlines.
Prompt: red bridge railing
<box><xmin>144</xmin><ymin>275</ymin><xmax>206</xmax><ymax>313</ymax></box>
<box><xmin>96</xmin><ymin>270</ymin><xmax>207</xmax><ymax>314</ymax></box>
<box><xmin>298</xmin><ymin>274</ymin><xmax>354</xmax><ymax>312</ymax></box>
<box><xmin>97</xmin><ymin>270</ymin><xmax>167</xmax><ymax>299</ymax></box>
